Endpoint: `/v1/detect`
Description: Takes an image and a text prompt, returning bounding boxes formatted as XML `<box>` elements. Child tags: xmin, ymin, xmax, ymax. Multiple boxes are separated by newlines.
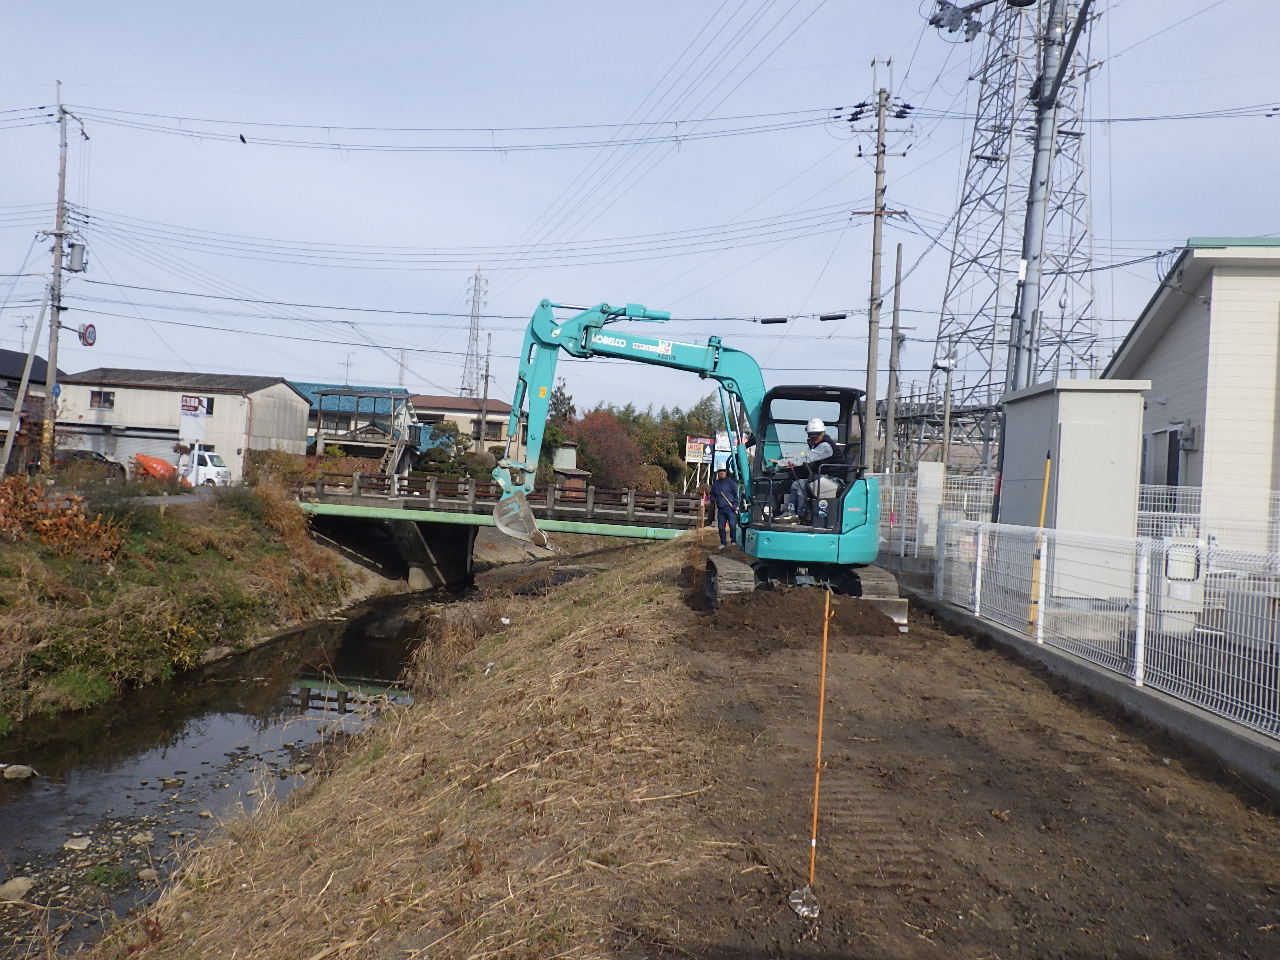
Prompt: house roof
<box><xmin>0</xmin><ymin>348</ymin><xmax>60</xmax><ymax>384</ymax></box>
<box><xmin>410</xmin><ymin>393</ymin><xmax>513</xmax><ymax>415</ymax></box>
<box><xmin>64</xmin><ymin>367</ymin><xmax>308</xmax><ymax>401</ymax></box>
<box><xmin>290</xmin><ymin>381</ymin><xmax>410</xmax><ymax>414</ymax></box>
<box><xmin>1105</xmin><ymin>240</ymin><xmax>1280</xmax><ymax>380</ymax></box>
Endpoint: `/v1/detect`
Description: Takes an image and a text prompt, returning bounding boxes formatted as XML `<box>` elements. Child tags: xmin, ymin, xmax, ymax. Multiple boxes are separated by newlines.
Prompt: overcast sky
<box><xmin>2</xmin><ymin>1</ymin><xmax>1276</xmax><ymax>413</ymax></box>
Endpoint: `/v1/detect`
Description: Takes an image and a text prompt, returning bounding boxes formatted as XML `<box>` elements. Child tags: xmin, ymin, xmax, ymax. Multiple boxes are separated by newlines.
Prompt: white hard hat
<box><xmin>805</xmin><ymin>418</ymin><xmax>826</xmax><ymax>434</ymax></box>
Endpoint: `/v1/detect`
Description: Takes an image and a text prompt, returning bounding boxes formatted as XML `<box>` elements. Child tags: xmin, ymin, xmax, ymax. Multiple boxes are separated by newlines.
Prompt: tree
<box><xmin>542</xmin><ymin>378</ymin><xmax>576</xmax><ymax>468</ymax></box>
<box><xmin>568</xmin><ymin>409</ymin><xmax>643</xmax><ymax>489</ymax></box>
<box><xmin>548</xmin><ymin>378</ymin><xmax>576</xmax><ymax>425</ymax></box>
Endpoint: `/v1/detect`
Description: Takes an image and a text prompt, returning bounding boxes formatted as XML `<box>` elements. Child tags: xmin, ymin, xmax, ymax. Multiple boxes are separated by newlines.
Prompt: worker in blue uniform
<box><xmin>709</xmin><ymin>466</ymin><xmax>739</xmax><ymax>549</ymax></box>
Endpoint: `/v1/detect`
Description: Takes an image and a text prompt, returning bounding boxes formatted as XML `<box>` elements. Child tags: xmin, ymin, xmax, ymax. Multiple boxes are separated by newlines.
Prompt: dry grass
<box><xmin>87</xmin><ymin>534</ymin><xmax>720</xmax><ymax>960</ymax></box>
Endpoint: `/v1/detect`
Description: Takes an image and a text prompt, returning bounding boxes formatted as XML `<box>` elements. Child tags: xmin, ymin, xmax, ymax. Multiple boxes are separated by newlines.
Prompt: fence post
<box><xmin>933</xmin><ymin>517</ymin><xmax>948</xmax><ymax>598</ymax></box>
<box><xmin>427</xmin><ymin>476</ymin><xmax>438</xmax><ymax>508</ymax></box>
<box><xmin>1133</xmin><ymin>540</ymin><xmax>1149</xmax><ymax>687</ymax></box>
<box><xmin>899</xmin><ymin>484</ymin><xmax>910</xmax><ymax>558</ymax></box>
<box><xmin>973</xmin><ymin>524</ymin><xmax>986</xmax><ymax>617</ymax></box>
<box><xmin>466</xmin><ymin>477</ymin><xmax>477</xmax><ymax>511</ymax></box>
<box><xmin>352</xmin><ymin>471</ymin><xmax>362</xmax><ymax>496</ymax></box>
<box><xmin>666</xmin><ymin>491</ymin><xmax>676</xmax><ymax>521</ymax></box>
<box><xmin>585</xmin><ymin>485</ymin><xmax>596</xmax><ymax>518</ymax></box>
<box><xmin>625</xmin><ymin>488</ymin><xmax>636</xmax><ymax>522</ymax></box>
<box><xmin>389</xmin><ymin>474</ymin><xmax>399</xmax><ymax>497</ymax></box>
<box><xmin>547</xmin><ymin>483</ymin><xmax>557</xmax><ymax>512</ymax></box>
<box><xmin>1034</xmin><ymin>532</ymin><xmax>1048</xmax><ymax>644</ymax></box>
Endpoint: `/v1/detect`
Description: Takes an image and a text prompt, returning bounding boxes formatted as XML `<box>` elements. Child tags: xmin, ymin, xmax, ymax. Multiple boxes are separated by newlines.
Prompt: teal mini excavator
<box><xmin>490</xmin><ymin>300</ymin><xmax>907</xmax><ymax>628</ymax></box>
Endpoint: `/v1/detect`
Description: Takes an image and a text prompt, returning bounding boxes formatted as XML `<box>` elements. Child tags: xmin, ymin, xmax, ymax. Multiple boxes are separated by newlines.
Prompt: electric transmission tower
<box><xmin>458</xmin><ymin>268</ymin><xmax>488</xmax><ymax>398</ymax></box>
<box><xmin>905</xmin><ymin>0</ymin><xmax>1098</xmax><ymax>473</ymax></box>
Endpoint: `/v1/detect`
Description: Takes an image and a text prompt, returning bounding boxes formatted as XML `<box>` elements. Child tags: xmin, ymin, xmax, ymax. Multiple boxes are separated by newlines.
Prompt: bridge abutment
<box><xmin>389</xmin><ymin>520</ymin><xmax>477</xmax><ymax>590</ymax></box>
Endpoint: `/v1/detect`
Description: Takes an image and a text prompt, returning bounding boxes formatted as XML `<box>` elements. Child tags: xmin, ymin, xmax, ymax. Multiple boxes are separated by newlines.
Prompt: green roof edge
<box><xmin>1187</xmin><ymin>236</ymin><xmax>1280</xmax><ymax>248</ymax></box>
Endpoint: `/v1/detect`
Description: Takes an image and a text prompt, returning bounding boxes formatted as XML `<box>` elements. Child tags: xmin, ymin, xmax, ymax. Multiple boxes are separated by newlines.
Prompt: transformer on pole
<box><xmin>903</xmin><ymin>0</ymin><xmax>1098</xmax><ymax>473</ymax></box>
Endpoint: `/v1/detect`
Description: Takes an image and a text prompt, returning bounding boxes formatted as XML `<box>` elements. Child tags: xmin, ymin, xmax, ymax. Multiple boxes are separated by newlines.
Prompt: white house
<box><xmin>57</xmin><ymin>368</ymin><xmax>311</xmax><ymax>482</ymax></box>
<box><xmin>1104</xmin><ymin>238</ymin><xmax>1280</xmax><ymax>545</ymax></box>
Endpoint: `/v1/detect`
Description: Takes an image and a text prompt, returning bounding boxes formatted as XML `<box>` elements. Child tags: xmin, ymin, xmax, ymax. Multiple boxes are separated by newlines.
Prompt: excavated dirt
<box><xmin>698</xmin><ymin>589</ymin><xmax>903</xmax><ymax>657</ymax></box>
<box><xmin>657</xmin><ymin>548</ymin><xmax>1280</xmax><ymax>959</ymax></box>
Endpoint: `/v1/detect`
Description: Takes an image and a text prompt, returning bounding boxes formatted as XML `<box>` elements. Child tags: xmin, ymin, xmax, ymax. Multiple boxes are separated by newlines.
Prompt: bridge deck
<box><xmin>297</xmin><ymin>473</ymin><xmax>702</xmax><ymax>540</ymax></box>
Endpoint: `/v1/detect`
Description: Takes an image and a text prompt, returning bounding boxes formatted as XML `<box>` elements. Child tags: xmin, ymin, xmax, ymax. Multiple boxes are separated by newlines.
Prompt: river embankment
<box><xmin>0</xmin><ymin>480</ymin><xmax>375</xmax><ymax>731</ymax></box>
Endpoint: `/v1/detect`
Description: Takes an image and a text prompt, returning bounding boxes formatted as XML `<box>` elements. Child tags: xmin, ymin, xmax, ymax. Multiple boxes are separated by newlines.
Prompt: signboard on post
<box><xmin>179</xmin><ymin>394</ymin><xmax>206</xmax><ymax>443</ymax></box>
<box><xmin>684</xmin><ymin>436</ymin><xmax>713</xmax><ymax>464</ymax></box>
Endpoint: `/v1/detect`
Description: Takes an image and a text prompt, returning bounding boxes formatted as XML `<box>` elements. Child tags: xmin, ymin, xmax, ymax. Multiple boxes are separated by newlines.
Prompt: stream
<box><xmin>0</xmin><ymin>591</ymin><xmax>435</xmax><ymax>954</ymax></box>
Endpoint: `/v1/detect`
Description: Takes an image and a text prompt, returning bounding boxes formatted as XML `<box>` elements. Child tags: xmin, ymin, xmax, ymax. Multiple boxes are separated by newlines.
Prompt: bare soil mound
<box><xmin>692</xmin><ymin>588</ymin><xmax>907</xmax><ymax>657</ymax></box>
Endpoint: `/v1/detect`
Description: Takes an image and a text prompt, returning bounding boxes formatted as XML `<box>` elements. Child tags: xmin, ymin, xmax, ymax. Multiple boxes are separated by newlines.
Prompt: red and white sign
<box><xmin>179</xmin><ymin>394</ymin><xmax>206</xmax><ymax>442</ymax></box>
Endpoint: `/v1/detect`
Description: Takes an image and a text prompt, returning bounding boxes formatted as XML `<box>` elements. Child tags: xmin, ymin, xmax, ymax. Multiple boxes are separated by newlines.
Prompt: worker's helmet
<box><xmin>805</xmin><ymin>418</ymin><xmax>826</xmax><ymax>434</ymax></box>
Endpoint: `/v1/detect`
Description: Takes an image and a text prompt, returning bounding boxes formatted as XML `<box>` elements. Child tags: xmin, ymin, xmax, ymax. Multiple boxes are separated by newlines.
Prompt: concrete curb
<box><xmin>900</xmin><ymin>582</ymin><xmax>1280</xmax><ymax>804</ymax></box>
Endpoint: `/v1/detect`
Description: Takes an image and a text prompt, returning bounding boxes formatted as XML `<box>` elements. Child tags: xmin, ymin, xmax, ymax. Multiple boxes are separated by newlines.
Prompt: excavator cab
<box><xmin>710</xmin><ymin>383</ymin><xmax>905</xmax><ymax>628</ymax></box>
<box><xmin>744</xmin><ymin>385</ymin><xmax>866</xmax><ymax>532</ymax></box>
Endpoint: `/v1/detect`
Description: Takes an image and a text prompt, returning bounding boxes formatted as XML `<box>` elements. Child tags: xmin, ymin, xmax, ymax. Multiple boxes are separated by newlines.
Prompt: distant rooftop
<box><xmin>290</xmin><ymin>381</ymin><xmax>410</xmax><ymax>414</ymax></box>
<box><xmin>411</xmin><ymin>393</ymin><xmax>513</xmax><ymax>414</ymax></box>
<box><xmin>65</xmin><ymin>368</ymin><xmax>304</xmax><ymax>398</ymax></box>
<box><xmin>0</xmin><ymin>348</ymin><xmax>60</xmax><ymax>384</ymax></box>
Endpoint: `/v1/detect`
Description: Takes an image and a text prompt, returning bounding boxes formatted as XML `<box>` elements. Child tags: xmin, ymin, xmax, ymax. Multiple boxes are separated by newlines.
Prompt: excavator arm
<box><xmin>491</xmin><ymin>299</ymin><xmax>766</xmax><ymax>543</ymax></box>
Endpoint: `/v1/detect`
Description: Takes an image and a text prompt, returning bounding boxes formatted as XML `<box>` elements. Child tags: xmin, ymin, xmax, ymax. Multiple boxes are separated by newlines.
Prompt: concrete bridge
<box><xmin>297</xmin><ymin>472</ymin><xmax>702</xmax><ymax>590</ymax></box>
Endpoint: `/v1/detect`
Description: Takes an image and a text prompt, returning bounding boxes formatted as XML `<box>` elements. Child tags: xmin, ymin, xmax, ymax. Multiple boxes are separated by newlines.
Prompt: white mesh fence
<box><xmin>937</xmin><ymin>519</ymin><xmax>1280</xmax><ymax>740</ymax></box>
<box><xmin>880</xmin><ymin>477</ymin><xmax>1280</xmax><ymax>555</ymax></box>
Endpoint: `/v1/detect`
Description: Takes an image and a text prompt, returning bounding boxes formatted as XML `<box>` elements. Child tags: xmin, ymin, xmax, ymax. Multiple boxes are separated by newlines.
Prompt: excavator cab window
<box><xmin>748</xmin><ymin>385</ymin><xmax>865</xmax><ymax>528</ymax></box>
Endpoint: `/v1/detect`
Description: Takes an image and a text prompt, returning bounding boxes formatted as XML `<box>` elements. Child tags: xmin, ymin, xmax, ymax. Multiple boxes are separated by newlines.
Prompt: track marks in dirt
<box><xmin>666</xmin><ymin>599</ymin><xmax>1280</xmax><ymax>959</ymax></box>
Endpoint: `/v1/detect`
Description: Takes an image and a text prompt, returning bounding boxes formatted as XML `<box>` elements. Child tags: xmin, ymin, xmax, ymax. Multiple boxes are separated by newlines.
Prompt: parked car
<box><xmin>26</xmin><ymin>449</ymin><xmax>127</xmax><ymax>481</ymax></box>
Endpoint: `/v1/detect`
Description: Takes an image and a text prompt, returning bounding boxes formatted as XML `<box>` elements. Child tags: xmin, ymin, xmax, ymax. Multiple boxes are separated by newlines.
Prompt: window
<box><xmin>90</xmin><ymin>390</ymin><xmax>115</xmax><ymax>410</ymax></box>
<box><xmin>204</xmin><ymin>396</ymin><xmax>214</xmax><ymax>416</ymax></box>
<box><xmin>484</xmin><ymin>421</ymin><xmax>502</xmax><ymax>441</ymax></box>
<box><xmin>420</xmin><ymin>413</ymin><xmax>445</xmax><ymax>425</ymax></box>
<box><xmin>319</xmin><ymin>415</ymin><xmax>348</xmax><ymax>432</ymax></box>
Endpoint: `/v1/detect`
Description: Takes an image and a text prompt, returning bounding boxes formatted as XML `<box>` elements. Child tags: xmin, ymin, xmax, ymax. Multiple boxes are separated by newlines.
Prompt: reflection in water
<box><xmin>0</xmin><ymin>592</ymin><xmax>426</xmax><ymax>953</ymax></box>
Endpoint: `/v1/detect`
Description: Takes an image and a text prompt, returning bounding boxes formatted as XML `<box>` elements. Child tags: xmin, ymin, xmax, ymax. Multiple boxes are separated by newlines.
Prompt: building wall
<box><xmin>416</xmin><ymin>407</ymin><xmax>523</xmax><ymax>458</ymax></box>
<box><xmin>58</xmin><ymin>383</ymin><xmax>308</xmax><ymax>482</ymax></box>
<box><xmin>245</xmin><ymin>382</ymin><xmax>310</xmax><ymax>455</ymax></box>
<box><xmin>1200</xmin><ymin>267</ymin><xmax>1280</xmax><ymax>538</ymax></box>
<box><xmin>1130</xmin><ymin>274</ymin><xmax>1211</xmax><ymax>487</ymax></box>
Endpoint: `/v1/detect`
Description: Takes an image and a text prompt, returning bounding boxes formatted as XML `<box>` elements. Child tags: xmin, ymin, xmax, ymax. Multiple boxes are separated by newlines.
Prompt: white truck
<box><xmin>180</xmin><ymin>445</ymin><xmax>233</xmax><ymax>486</ymax></box>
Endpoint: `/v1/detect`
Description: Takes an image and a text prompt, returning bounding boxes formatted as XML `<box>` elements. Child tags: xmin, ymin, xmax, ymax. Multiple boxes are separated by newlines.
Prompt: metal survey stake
<box><xmin>790</xmin><ymin>589</ymin><xmax>834</xmax><ymax>920</ymax></box>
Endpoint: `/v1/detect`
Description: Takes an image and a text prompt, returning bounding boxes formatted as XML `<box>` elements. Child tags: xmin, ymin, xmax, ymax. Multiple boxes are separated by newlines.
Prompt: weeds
<box><xmin>0</xmin><ymin>483</ymin><xmax>351</xmax><ymax>725</ymax></box>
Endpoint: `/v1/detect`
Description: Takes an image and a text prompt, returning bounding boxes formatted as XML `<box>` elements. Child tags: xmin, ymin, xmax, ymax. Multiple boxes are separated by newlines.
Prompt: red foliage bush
<box><xmin>0</xmin><ymin>476</ymin><xmax>123</xmax><ymax>561</ymax></box>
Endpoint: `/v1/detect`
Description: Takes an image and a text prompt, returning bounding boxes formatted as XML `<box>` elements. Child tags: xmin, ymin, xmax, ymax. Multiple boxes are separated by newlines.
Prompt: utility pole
<box><xmin>475</xmin><ymin>333</ymin><xmax>492</xmax><ymax>454</ymax></box>
<box><xmin>846</xmin><ymin>69</ymin><xmax>912</xmax><ymax>470</ymax></box>
<box><xmin>40</xmin><ymin>86</ymin><xmax>68</xmax><ymax>473</ymax></box>
<box><xmin>863</xmin><ymin>85</ymin><xmax>889</xmax><ymax>471</ymax></box>
<box><xmin>883</xmin><ymin>243</ymin><xmax>904</xmax><ymax>475</ymax></box>
<box><xmin>1007</xmin><ymin>0</ymin><xmax>1081</xmax><ymax>393</ymax></box>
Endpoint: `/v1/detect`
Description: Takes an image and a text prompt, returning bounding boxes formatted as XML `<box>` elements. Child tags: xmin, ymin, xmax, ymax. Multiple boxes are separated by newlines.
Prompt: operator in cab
<box><xmin>710</xmin><ymin>465</ymin><xmax>739</xmax><ymax>550</ymax></box>
<box><xmin>769</xmin><ymin>418</ymin><xmax>834</xmax><ymax>524</ymax></box>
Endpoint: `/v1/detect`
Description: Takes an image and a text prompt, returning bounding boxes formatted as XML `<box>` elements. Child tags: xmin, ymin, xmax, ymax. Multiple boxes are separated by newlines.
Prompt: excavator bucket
<box><xmin>492</xmin><ymin>490</ymin><xmax>551</xmax><ymax>549</ymax></box>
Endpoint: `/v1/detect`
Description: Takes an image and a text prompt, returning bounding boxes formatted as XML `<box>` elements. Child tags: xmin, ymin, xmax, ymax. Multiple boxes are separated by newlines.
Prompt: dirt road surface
<box><xmin>666</xmin><ymin>582</ymin><xmax>1280</xmax><ymax>959</ymax></box>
